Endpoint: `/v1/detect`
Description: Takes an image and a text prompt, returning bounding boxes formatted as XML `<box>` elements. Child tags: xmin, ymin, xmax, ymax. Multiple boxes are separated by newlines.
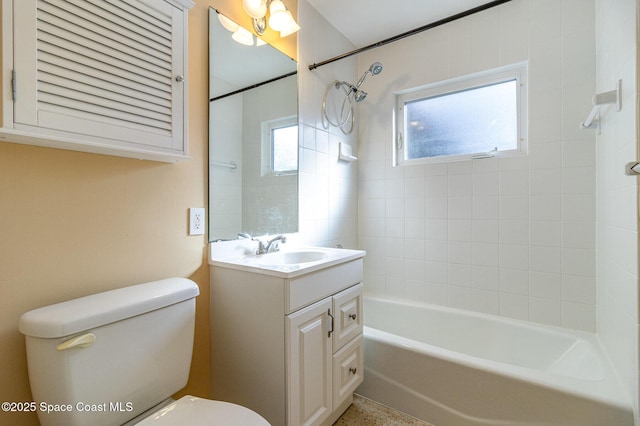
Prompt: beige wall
<box><xmin>0</xmin><ymin>1</ymin><xmax>216</xmax><ymax>424</ymax></box>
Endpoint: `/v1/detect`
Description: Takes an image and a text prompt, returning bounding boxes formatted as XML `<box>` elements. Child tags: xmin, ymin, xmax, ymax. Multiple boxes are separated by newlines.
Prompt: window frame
<box><xmin>394</xmin><ymin>62</ymin><xmax>528</xmax><ymax>166</ymax></box>
<box><xmin>261</xmin><ymin>115</ymin><xmax>299</xmax><ymax>176</ymax></box>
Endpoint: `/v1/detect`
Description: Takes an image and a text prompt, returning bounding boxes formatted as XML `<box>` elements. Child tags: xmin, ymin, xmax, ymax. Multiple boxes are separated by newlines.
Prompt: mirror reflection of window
<box><xmin>263</xmin><ymin>115</ymin><xmax>298</xmax><ymax>175</ymax></box>
<box><xmin>272</xmin><ymin>124</ymin><xmax>298</xmax><ymax>173</ymax></box>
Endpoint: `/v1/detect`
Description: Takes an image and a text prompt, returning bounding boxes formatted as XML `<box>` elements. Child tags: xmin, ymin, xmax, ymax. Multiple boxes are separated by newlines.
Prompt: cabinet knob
<box><xmin>175</xmin><ymin>75</ymin><xmax>185</xmax><ymax>82</ymax></box>
<box><xmin>349</xmin><ymin>367</ymin><xmax>357</xmax><ymax>375</ymax></box>
<box><xmin>349</xmin><ymin>313</ymin><xmax>357</xmax><ymax>320</ymax></box>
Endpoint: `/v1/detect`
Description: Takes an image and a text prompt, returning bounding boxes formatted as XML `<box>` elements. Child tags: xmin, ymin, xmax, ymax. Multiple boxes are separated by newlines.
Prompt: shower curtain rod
<box><xmin>308</xmin><ymin>0</ymin><xmax>513</xmax><ymax>71</ymax></box>
<box><xmin>210</xmin><ymin>71</ymin><xmax>297</xmax><ymax>102</ymax></box>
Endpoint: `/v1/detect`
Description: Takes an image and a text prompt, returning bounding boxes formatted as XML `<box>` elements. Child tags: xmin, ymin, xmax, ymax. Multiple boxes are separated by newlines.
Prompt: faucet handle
<box><xmin>255</xmin><ymin>240</ymin><xmax>267</xmax><ymax>255</ymax></box>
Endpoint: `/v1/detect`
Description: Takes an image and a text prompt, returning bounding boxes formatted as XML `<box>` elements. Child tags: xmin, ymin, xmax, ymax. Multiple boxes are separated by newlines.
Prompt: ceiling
<box><xmin>305</xmin><ymin>0</ymin><xmax>498</xmax><ymax>48</ymax></box>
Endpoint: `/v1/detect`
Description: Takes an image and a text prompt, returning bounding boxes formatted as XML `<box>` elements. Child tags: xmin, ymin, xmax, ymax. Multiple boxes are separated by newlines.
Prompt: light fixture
<box><xmin>242</xmin><ymin>0</ymin><xmax>300</xmax><ymax>37</ymax></box>
<box><xmin>218</xmin><ymin>11</ymin><xmax>265</xmax><ymax>47</ymax></box>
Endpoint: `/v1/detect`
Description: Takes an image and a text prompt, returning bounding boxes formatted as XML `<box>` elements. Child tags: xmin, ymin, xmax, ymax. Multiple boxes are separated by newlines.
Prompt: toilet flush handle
<box><xmin>56</xmin><ymin>333</ymin><xmax>96</xmax><ymax>351</ymax></box>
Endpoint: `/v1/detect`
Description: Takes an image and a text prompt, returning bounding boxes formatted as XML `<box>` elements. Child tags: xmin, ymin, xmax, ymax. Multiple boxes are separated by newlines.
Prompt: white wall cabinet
<box><xmin>0</xmin><ymin>0</ymin><xmax>193</xmax><ymax>162</ymax></box>
<box><xmin>210</xmin><ymin>257</ymin><xmax>364</xmax><ymax>426</ymax></box>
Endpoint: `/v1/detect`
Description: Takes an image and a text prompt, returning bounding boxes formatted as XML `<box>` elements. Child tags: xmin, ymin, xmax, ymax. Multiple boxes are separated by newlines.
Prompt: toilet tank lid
<box><xmin>19</xmin><ymin>278</ymin><xmax>199</xmax><ymax>338</ymax></box>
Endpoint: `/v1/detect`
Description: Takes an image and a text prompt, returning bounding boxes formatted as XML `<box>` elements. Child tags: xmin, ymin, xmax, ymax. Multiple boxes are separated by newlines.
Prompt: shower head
<box><xmin>369</xmin><ymin>62</ymin><xmax>383</xmax><ymax>75</ymax></box>
<box><xmin>356</xmin><ymin>62</ymin><xmax>383</xmax><ymax>88</ymax></box>
<box><xmin>353</xmin><ymin>89</ymin><xmax>367</xmax><ymax>103</ymax></box>
<box><xmin>336</xmin><ymin>81</ymin><xmax>368</xmax><ymax>103</ymax></box>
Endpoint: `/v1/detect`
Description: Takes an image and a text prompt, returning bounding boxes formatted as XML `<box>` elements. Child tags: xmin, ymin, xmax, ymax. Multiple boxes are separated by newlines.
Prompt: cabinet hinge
<box><xmin>11</xmin><ymin>70</ymin><xmax>16</xmax><ymax>102</ymax></box>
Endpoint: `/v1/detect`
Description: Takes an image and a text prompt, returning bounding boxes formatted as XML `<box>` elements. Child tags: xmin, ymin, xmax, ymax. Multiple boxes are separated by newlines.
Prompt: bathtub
<box><xmin>357</xmin><ymin>297</ymin><xmax>634</xmax><ymax>426</ymax></box>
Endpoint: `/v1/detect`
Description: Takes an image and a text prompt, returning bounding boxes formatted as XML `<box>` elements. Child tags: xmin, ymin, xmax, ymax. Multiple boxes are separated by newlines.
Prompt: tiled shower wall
<box><xmin>356</xmin><ymin>0</ymin><xmax>598</xmax><ymax>331</ymax></box>
<box><xmin>297</xmin><ymin>1</ymin><xmax>359</xmax><ymax>249</ymax></box>
<box><xmin>595</xmin><ymin>0</ymin><xmax>638</xmax><ymax>416</ymax></box>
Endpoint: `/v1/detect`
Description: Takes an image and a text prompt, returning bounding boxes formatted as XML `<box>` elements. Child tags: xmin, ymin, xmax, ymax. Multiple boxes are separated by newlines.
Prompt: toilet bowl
<box><xmin>133</xmin><ymin>396</ymin><xmax>269</xmax><ymax>425</ymax></box>
<box><xmin>19</xmin><ymin>278</ymin><xmax>269</xmax><ymax>426</ymax></box>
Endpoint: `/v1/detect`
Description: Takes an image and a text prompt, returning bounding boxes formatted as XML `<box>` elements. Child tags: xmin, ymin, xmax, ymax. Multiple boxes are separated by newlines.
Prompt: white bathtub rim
<box><xmin>363</xmin><ymin>326</ymin><xmax>631</xmax><ymax>415</ymax></box>
<box><xmin>363</xmin><ymin>294</ymin><xmax>615</xmax><ymax>370</ymax></box>
<box><xmin>362</xmin><ymin>297</ymin><xmax>633</xmax><ymax>413</ymax></box>
<box><xmin>364</xmin><ymin>294</ymin><xmax>599</xmax><ymax>343</ymax></box>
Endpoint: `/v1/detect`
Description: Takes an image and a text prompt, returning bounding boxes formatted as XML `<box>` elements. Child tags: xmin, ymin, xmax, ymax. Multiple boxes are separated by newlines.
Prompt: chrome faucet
<box><xmin>256</xmin><ymin>235</ymin><xmax>287</xmax><ymax>254</ymax></box>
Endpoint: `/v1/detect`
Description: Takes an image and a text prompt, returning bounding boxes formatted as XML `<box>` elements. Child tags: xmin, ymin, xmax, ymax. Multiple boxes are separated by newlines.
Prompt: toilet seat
<box><xmin>136</xmin><ymin>395</ymin><xmax>270</xmax><ymax>425</ymax></box>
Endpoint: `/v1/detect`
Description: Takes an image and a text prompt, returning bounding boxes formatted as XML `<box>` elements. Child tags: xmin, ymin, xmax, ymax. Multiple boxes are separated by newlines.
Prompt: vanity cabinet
<box><xmin>0</xmin><ymin>0</ymin><xmax>193</xmax><ymax>162</ymax></box>
<box><xmin>287</xmin><ymin>283</ymin><xmax>363</xmax><ymax>426</ymax></box>
<box><xmin>210</xmin><ymin>255</ymin><xmax>364</xmax><ymax>426</ymax></box>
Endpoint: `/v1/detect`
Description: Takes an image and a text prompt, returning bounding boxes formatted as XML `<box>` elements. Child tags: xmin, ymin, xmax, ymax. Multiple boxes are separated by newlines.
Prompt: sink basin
<box><xmin>210</xmin><ymin>242</ymin><xmax>366</xmax><ymax>277</ymax></box>
<box><xmin>255</xmin><ymin>250</ymin><xmax>328</xmax><ymax>266</ymax></box>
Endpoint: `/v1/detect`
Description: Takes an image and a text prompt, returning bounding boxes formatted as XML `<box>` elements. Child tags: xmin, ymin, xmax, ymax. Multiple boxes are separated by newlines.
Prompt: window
<box><xmin>262</xmin><ymin>116</ymin><xmax>298</xmax><ymax>175</ymax></box>
<box><xmin>271</xmin><ymin>124</ymin><xmax>298</xmax><ymax>173</ymax></box>
<box><xmin>395</xmin><ymin>62</ymin><xmax>527</xmax><ymax>165</ymax></box>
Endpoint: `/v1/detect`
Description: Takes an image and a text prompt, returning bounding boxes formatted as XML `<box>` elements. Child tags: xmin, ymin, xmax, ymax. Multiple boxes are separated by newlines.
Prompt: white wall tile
<box><xmin>449</xmin><ymin>285</ymin><xmax>474</xmax><ymax>310</ymax></box>
<box><xmin>448</xmin><ymin>219</ymin><xmax>472</xmax><ymax>242</ymax></box>
<box><xmin>500</xmin><ymin>220</ymin><xmax>530</xmax><ymax>245</ymax></box>
<box><xmin>473</xmin><ymin>172</ymin><xmax>500</xmax><ymax>196</ymax></box>
<box><xmin>500</xmin><ymin>292</ymin><xmax>529</xmax><ymax>320</ymax></box>
<box><xmin>530</xmin><ymin>297</ymin><xmax>562</xmax><ymax>326</ymax></box>
<box><xmin>500</xmin><ymin>170</ymin><xmax>530</xmax><ymax>195</ymax></box>
<box><xmin>500</xmin><ymin>267</ymin><xmax>529</xmax><ymax>295</ymax></box>
<box><xmin>563</xmin><ymin>274</ymin><xmax>596</xmax><ymax>304</ymax></box>
<box><xmin>530</xmin><ymin>220</ymin><xmax>562</xmax><ymax>247</ymax></box>
<box><xmin>562</xmin><ymin>301</ymin><xmax>596</xmax><ymax>331</ymax></box>
<box><xmin>449</xmin><ymin>241</ymin><xmax>472</xmax><ymax>265</ymax></box>
<box><xmin>426</xmin><ymin>240</ymin><xmax>448</xmax><ymax>262</ymax></box>
<box><xmin>473</xmin><ymin>289</ymin><xmax>501</xmax><ymax>315</ymax></box>
<box><xmin>473</xmin><ymin>220</ymin><xmax>500</xmax><ymax>243</ymax></box>
<box><xmin>500</xmin><ymin>244</ymin><xmax>529</xmax><ymax>270</ymax></box>
<box><xmin>450</xmin><ymin>263</ymin><xmax>473</xmax><ymax>287</ymax></box>
<box><xmin>530</xmin><ymin>246</ymin><xmax>562</xmax><ymax>274</ymax></box>
<box><xmin>473</xmin><ymin>265</ymin><xmax>500</xmax><ymax>291</ymax></box>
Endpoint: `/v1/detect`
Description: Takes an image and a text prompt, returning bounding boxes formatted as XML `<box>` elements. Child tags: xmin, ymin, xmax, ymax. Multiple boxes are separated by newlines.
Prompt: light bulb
<box><xmin>268</xmin><ymin>0</ymin><xmax>289</xmax><ymax>32</ymax></box>
<box><xmin>242</xmin><ymin>0</ymin><xmax>267</xmax><ymax>19</ymax></box>
<box><xmin>278</xmin><ymin>11</ymin><xmax>300</xmax><ymax>37</ymax></box>
<box><xmin>269</xmin><ymin>0</ymin><xmax>286</xmax><ymax>14</ymax></box>
<box><xmin>232</xmin><ymin>27</ymin><xmax>254</xmax><ymax>46</ymax></box>
<box><xmin>217</xmin><ymin>14</ymin><xmax>238</xmax><ymax>32</ymax></box>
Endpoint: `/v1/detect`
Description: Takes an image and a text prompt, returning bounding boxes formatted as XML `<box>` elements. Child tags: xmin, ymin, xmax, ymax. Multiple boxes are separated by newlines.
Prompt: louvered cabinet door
<box><xmin>8</xmin><ymin>0</ymin><xmax>190</xmax><ymax>161</ymax></box>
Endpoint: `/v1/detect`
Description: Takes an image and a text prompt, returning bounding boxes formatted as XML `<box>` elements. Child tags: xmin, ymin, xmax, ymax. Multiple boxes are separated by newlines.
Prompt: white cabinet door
<box><xmin>332</xmin><ymin>283</ymin><xmax>363</xmax><ymax>352</ymax></box>
<box><xmin>287</xmin><ymin>298</ymin><xmax>333</xmax><ymax>426</ymax></box>
<box><xmin>5</xmin><ymin>0</ymin><xmax>191</xmax><ymax>161</ymax></box>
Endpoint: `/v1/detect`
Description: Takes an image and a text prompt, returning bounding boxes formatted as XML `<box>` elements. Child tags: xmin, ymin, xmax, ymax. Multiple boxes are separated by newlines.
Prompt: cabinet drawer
<box><xmin>287</xmin><ymin>259</ymin><xmax>363</xmax><ymax>314</ymax></box>
<box><xmin>332</xmin><ymin>335</ymin><xmax>363</xmax><ymax>409</ymax></box>
<box><xmin>332</xmin><ymin>283</ymin><xmax>363</xmax><ymax>352</ymax></box>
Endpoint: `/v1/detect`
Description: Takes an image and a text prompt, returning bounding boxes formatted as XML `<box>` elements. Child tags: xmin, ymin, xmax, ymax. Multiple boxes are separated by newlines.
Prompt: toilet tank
<box><xmin>19</xmin><ymin>278</ymin><xmax>199</xmax><ymax>426</ymax></box>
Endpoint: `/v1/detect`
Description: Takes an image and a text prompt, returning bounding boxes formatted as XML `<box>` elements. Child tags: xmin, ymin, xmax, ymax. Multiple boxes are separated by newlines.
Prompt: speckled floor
<box><xmin>334</xmin><ymin>395</ymin><xmax>434</xmax><ymax>426</ymax></box>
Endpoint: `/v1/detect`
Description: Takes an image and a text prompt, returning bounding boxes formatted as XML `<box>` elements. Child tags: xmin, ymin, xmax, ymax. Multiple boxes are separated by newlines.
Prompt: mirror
<box><xmin>208</xmin><ymin>9</ymin><xmax>298</xmax><ymax>241</ymax></box>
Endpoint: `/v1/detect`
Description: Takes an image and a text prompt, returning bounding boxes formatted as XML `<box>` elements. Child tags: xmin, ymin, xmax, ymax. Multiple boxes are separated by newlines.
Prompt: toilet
<box><xmin>19</xmin><ymin>278</ymin><xmax>269</xmax><ymax>426</ymax></box>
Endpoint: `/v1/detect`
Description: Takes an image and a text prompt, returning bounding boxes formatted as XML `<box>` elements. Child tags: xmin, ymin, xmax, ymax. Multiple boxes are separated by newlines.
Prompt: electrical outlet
<box><xmin>189</xmin><ymin>208</ymin><xmax>205</xmax><ymax>235</ymax></box>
